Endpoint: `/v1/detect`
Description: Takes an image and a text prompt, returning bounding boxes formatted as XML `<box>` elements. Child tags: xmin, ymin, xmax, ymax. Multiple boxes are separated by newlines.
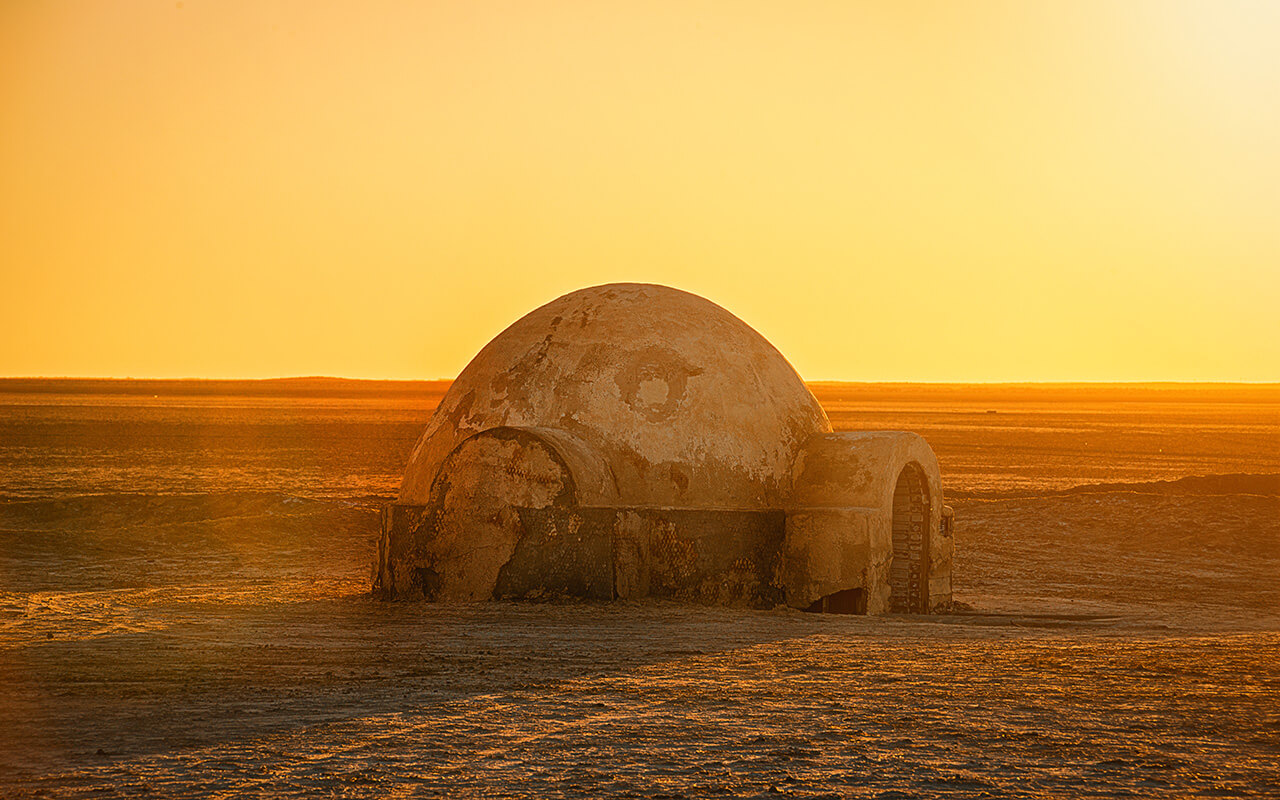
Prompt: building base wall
<box><xmin>374</xmin><ymin>503</ymin><xmax>787</xmax><ymax>608</ymax></box>
<box><xmin>374</xmin><ymin>498</ymin><xmax>952</xmax><ymax>613</ymax></box>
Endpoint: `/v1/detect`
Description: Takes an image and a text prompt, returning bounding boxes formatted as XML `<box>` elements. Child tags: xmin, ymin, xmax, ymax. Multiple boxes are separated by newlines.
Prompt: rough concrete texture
<box><xmin>398</xmin><ymin>283</ymin><xmax>831</xmax><ymax>510</ymax></box>
<box><xmin>378</xmin><ymin>428</ymin><xmax>577</xmax><ymax>601</ymax></box>
<box><xmin>780</xmin><ymin>508</ymin><xmax>882</xmax><ymax>612</ymax></box>
<box><xmin>375</xmin><ymin>501</ymin><xmax>787</xmax><ymax>609</ymax></box>
<box><xmin>785</xmin><ymin>432</ymin><xmax>950</xmax><ymax>612</ymax></box>
<box><xmin>378</xmin><ymin>283</ymin><xmax>953</xmax><ymax>613</ymax></box>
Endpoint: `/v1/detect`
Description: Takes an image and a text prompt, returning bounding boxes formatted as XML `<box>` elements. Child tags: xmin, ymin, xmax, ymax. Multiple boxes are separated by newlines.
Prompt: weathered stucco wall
<box><xmin>374</xmin><ymin>501</ymin><xmax>786</xmax><ymax>608</ymax></box>
<box><xmin>378</xmin><ymin>427</ymin><xmax>578</xmax><ymax>601</ymax></box>
<box><xmin>780</xmin><ymin>507</ymin><xmax>887</xmax><ymax>612</ymax></box>
<box><xmin>782</xmin><ymin>432</ymin><xmax>951</xmax><ymax>613</ymax></box>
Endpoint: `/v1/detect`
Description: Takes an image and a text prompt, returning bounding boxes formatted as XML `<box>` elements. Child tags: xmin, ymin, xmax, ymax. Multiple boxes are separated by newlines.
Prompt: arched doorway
<box><xmin>889</xmin><ymin>463</ymin><xmax>930</xmax><ymax>613</ymax></box>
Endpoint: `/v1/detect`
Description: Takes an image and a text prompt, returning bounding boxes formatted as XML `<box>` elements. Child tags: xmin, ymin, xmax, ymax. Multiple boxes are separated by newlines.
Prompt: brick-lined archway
<box><xmin>890</xmin><ymin>463</ymin><xmax>930</xmax><ymax>613</ymax></box>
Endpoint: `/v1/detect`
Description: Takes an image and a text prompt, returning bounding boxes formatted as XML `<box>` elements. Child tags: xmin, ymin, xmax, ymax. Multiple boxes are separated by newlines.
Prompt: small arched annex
<box><xmin>781</xmin><ymin>432</ymin><xmax>952</xmax><ymax>615</ymax></box>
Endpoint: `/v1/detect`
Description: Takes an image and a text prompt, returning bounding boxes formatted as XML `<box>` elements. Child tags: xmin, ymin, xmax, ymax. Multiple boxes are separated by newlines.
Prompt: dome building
<box><xmin>374</xmin><ymin>283</ymin><xmax>954</xmax><ymax>613</ymax></box>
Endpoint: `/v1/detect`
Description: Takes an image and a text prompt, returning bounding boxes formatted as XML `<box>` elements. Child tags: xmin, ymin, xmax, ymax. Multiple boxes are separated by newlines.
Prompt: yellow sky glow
<box><xmin>2</xmin><ymin>1</ymin><xmax>1278</xmax><ymax>381</ymax></box>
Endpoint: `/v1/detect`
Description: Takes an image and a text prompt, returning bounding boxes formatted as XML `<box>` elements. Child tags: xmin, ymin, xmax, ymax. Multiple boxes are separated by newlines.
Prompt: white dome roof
<box><xmin>399</xmin><ymin>283</ymin><xmax>831</xmax><ymax>509</ymax></box>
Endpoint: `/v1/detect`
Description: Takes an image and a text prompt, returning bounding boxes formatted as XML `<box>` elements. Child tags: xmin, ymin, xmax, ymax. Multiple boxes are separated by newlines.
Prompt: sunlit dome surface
<box><xmin>399</xmin><ymin>283</ymin><xmax>831</xmax><ymax>509</ymax></box>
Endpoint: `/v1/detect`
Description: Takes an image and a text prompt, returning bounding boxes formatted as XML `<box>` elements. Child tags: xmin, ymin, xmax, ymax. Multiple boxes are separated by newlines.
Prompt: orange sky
<box><xmin>2</xmin><ymin>1</ymin><xmax>1278</xmax><ymax>381</ymax></box>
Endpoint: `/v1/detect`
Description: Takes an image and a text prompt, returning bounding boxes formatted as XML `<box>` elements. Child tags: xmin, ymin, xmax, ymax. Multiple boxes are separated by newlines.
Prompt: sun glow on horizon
<box><xmin>2</xmin><ymin>1</ymin><xmax>1278</xmax><ymax>382</ymax></box>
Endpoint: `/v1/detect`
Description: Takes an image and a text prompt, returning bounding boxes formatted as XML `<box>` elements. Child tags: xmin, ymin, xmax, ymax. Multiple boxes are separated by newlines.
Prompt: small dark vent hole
<box><xmin>802</xmin><ymin>587</ymin><xmax>867</xmax><ymax>615</ymax></box>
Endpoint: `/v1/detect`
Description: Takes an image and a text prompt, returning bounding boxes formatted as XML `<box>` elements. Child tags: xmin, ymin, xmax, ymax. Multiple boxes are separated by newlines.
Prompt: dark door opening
<box><xmin>889</xmin><ymin>463</ymin><xmax>930</xmax><ymax>613</ymax></box>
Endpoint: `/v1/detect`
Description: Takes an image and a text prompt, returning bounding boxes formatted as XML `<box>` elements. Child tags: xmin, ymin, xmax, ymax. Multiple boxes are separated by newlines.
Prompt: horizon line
<box><xmin>2</xmin><ymin>375</ymin><xmax>1279</xmax><ymax>387</ymax></box>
